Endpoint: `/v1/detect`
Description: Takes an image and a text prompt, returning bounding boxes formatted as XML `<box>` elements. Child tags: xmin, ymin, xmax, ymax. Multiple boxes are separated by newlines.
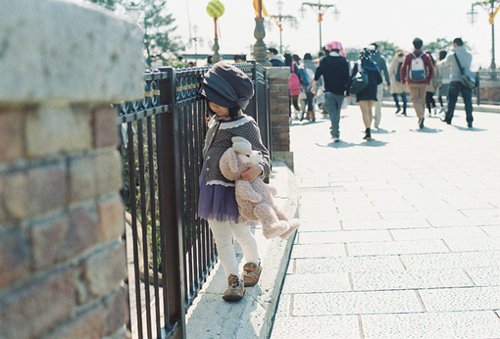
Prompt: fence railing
<box><xmin>117</xmin><ymin>62</ymin><xmax>271</xmax><ymax>339</ymax></box>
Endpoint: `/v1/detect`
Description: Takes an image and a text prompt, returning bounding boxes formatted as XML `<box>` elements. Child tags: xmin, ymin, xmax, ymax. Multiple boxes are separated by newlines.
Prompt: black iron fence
<box><xmin>117</xmin><ymin>61</ymin><xmax>271</xmax><ymax>339</ymax></box>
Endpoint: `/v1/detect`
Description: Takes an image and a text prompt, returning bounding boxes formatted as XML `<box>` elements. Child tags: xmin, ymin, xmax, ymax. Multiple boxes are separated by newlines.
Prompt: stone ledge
<box><xmin>0</xmin><ymin>0</ymin><xmax>144</xmax><ymax>104</ymax></box>
<box><xmin>185</xmin><ymin>161</ymin><xmax>298</xmax><ymax>338</ymax></box>
<box><xmin>266</xmin><ymin>67</ymin><xmax>291</xmax><ymax>79</ymax></box>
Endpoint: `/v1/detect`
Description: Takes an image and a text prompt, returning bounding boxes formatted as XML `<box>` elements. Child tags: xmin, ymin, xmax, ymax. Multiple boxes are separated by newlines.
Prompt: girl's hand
<box><xmin>240</xmin><ymin>163</ymin><xmax>262</xmax><ymax>181</ymax></box>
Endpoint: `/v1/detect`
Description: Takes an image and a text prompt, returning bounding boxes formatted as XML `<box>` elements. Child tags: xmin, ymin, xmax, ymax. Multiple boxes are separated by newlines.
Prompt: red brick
<box><xmin>69</xmin><ymin>154</ymin><xmax>96</xmax><ymax>203</ymax></box>
<box><xmin>97</xmin><ymin>193</ymin><xmax>125</xmax><ymax>242</ymax></box>
<box><xmin>84</xmin><ymin>241</ymin><xmax>127</xmax><ymax>299</ymax></box>
<box><xmin>30</xmin><ymin>207</ymin><xmax>98</xmax><ymax>271</ymax></box>
<box><xmin>104</xmin><ymin>286</ymin><xmax>129</xmax><ymax>336</ymax></box>
<box><xmin>0</xmin><ymin>269</ymin><xmax>74</xmax><ymax>339</ymax></box>
<box><xmin>4</xmin><ymin>163</ymin><xmax>67</xmax><ymax>220</ymax></box>
<box><xmin>0</xmin><ymin>108</ymin><xmax>25</xmax><ymax>164</ymax></box>
<box><xmin>0</xmin><ymin>174</ymin><xmax>6</xmax><ymax>224</ymax></box>
<box><xmin>43</xmin><ymin>304</ymin><xmax>105</xmax><ymax>339</ymax></box>
<box><xmin>0</xmin><ymin>228</ymin><xmax>30</xmax><ymax>289</ymax></box>
<box><xmin>93</xmin><ymin>106</ymin><xmax>119</xmax><ymax>148</ymax></box>
<box><xmin>94</xmin><ymin>150</ymin><xmax>123</xmax><ymax>197</ymax></box>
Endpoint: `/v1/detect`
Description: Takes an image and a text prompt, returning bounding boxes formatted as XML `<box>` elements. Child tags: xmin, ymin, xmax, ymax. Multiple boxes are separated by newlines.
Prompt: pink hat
<box><xmin>326</xmin><ymin>40</ymin><xmax>346</xmax><ymax>57</ymax></box>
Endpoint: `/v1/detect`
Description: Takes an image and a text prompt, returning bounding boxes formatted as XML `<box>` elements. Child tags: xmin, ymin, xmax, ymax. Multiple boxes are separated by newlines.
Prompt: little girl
<box><xmin>198</xmin><ymin>61</ymin><xmax>270</xmax><ymax>302</ymax></box>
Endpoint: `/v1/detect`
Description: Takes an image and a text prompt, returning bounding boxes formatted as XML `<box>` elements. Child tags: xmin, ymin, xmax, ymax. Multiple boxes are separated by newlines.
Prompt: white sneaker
<box><xmin>332</xmin><ymin>137</ymin><xmax>340</xmax><ymax>143</ymax></box>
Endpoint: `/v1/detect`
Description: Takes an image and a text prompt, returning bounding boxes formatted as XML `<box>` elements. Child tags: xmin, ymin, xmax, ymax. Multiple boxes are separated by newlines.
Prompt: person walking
<box><xmin>425</xmin><ymin>52</ymin><xmax>439</xmax><ymax>117</ymax></box>
<box><xmin>400</xmin><ymin>37</ymin><xmax>434</xmax><ymax>129</ymax></box>
<box><xmin>302</xmin><ymin>52</ymin><xmax>317</xmax><ymax>121</ymax></box>
<box><xmin>267</xmin><ymin>47</ymin><xmax>285</xmax><ymax>67</ymax></box>
<box><xmin>285</xmin><ymin>53</ymin><xmax>301</xmax><ymax>121</ymax></box>
<box><xmin>198</xmin><ymin>61</ymin><xmax>269</xmax><ymax>301</ymax></box>
<box><xmin>436</xmin><ymin>50</ymin><xmax>451</xmax><ymax>115</ymax></box>
<box><xmin>311</xmin><ymin>41</ymin><xmax>350</xmax><ymax>142</ymax></box>
<box><xmin>441</xmin><ymin>38</ymin><xmax>474</xmax><ymax>128</ymax></box>
<box><xmin>370</xmin><ymin>43</ymin><xmax>391</xmax><ymax>129</ymax></box>
<box><xmin>389</xmin><ymin>49</ymin><xmax>408</xmax><ymax>116</ymax></box>
<box><xmin>351</xmin><ymin>47</ymin><xmax>383</xmax><ymax>140</ymax></box>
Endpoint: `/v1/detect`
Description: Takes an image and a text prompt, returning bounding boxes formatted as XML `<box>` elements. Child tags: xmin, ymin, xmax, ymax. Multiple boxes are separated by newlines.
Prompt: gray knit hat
<box><xmin>201</xmin><ymin>61</ymin><xmax>254</xmax><ymax>109</ymax></box>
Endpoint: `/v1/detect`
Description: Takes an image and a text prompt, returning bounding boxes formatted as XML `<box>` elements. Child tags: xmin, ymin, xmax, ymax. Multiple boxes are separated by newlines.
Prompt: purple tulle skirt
<box><xmin>197</xmin><ymin>161</ymin><xmax>239</xmax><ymax>223</ymax></box>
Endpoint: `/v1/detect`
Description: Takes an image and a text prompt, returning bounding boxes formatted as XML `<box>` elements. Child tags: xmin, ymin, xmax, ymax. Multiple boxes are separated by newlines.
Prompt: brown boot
<box><xmin>222</xmin><ymin>274</ymin><xmax>245</xmax><ymax>302</ymax></box>
<box><xmin>243</xmin><ymin>262</ymin><xmax>262</xmax><ymax>287</ymax></box>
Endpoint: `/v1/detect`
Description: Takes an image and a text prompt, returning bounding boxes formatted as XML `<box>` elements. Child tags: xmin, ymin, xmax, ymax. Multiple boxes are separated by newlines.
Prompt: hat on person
<box><xmin>201</xmin><ymin>61</ymin><xmax>254</xmax><ymax>109</ymax></box>
<box><xmin>325</xmin><ymin>40</ymin><xmax>346</xmax><ymax>57</ymax></box>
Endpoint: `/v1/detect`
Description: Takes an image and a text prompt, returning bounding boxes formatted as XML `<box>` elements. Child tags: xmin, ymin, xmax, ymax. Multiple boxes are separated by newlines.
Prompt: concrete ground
<box><xmin>271</xmin><ymin>106</ymin><xmax>500</xmax><ymax>338</ymax></box>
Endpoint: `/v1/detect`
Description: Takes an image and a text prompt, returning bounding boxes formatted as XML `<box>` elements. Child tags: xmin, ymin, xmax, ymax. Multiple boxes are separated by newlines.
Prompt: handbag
<box><xmin>350</xmin><ymin>62</ymin><xmax>369</xmax><ymax>95</ymax></box>
<box><xmin>453</xmin><ymin>54</ymin><xmax>476</xmax><ymax>89</ymax></box>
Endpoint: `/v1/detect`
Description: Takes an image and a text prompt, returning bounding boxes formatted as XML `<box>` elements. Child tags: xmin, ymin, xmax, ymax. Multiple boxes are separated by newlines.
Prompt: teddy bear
<box><xmin>219</xmin><ymin>136</ymin><xmax>299</xmax><ymax>239</ymax></box>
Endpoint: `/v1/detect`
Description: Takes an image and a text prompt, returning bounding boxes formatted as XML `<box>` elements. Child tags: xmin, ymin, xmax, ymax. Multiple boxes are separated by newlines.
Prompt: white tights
<box><xmin>208</xmin><ymin>219</ymin><xmax>259</xmax><ymax>277</ymax></box>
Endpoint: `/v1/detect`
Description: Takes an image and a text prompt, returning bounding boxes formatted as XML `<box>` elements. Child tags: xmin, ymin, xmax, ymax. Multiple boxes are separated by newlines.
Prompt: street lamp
<box><xmin>207</xmin><ymin>0</ymin><xmax>225</xmax><ymax>63</ymax></box>
<box><xmin>467</xmin><ymin>0</ymin><xmax>500</xmax><ymax>77</ymax></box>
<box><xmin>253</xmin><ymin>0</ymin><xmax>271</xmax><ymax>65</ymax></box>
<box><xmin>270</xmin><ymin>0</ymin><xmax>297</xmax><ymax>54</ymax></box>
<box><xmin>301</xmin><ymin>1</ymin><xmax>339</xmax><ymax>52</ymax></box>
<box><xmin>188</xmin><ymin>25</ymin><xmax>204</xmax><ymax>66</ymax></box>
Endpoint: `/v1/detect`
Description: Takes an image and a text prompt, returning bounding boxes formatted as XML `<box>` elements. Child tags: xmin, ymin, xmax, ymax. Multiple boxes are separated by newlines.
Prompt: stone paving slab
<box><xmin>281</xmin><ymin>273</ymin><xmax>351</xmax><ymax>294</ymax></box>
<box><xmin>361</xmin><ymin>311</ymin><xmax>500</xmax><ymax>339</ymax></box>
<box><xmin>290</xmin><ymin>243</ymin><xmax>346</xmax><ymax>259</ymax></box>
<box><xmin>291</xmin><ymin>290</ymin><xmax>423</xmax><ymax>316</ymax></box>
<box><xmin>298</xmin><ymin>220</ymin><xmax>342</xmax><ymax>231</ymax></box>
<box><xmin>444</xmin><ymin>237</ymin><xmax>500</xmax><ymax>252</ymax></box>
<box><xmin>341</xmin><ymin>218</ymin><xmax>430</xmax><ymax>230</ymax></box>
<box><xmin>400</xmin><ymin>251</ymin><xmax>500</xmax><ymax>270</ymax></box>
<box><xmin>351</xmin><ymin>269</ymin><xmax>473</xmax><ymax>291</ymax></box>
<box><xmin>347</xmin><ymin>239</ymin><xmax>449</xmax><ymax>256</ymax></box>
<box><xmin>481</xmin><ymin>225</ymin><xmax>500</xmax><ymax>237</ymax></box>
<box><xmin>389</xmin><ymin>226</ymin><xmax>487</xmax><ymax>240</ymax></box>
<box><xmin>292</xmin><ymin>256</ymin><xmax>405</xmax><ymax>274</ymax></box>
<box><xmin>419</xmin><ymin>286</ymin><xmax>500</xmax><ymax>312</ymax></box>
<box><xmin>271</xmin><ymin>315</ymin><xmax>361</xmax><ymax>339</ymax></box>
<box><xmin>466</xmin><ymin>266</ymin><xmax>500</xmax><ymax>286</ymax></box>
<box><xmin>298</xmin><ymin>229</ymin><xmax>392</xmax><ymax>244</ymax></box>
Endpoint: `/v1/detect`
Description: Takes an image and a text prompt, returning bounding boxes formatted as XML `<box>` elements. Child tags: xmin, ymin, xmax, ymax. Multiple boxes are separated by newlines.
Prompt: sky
<box><xmin>165</xmin><ymin>0</ymin><xmax>499</xmax><ymax>69</ymax></box>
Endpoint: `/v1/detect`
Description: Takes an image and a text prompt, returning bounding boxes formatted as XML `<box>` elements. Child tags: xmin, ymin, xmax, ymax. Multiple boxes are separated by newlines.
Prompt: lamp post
<box><xmin>207</xmin><ymin>0</ymin><xmax>225</xmax><ymax>63</ymax></box>
<box><xmin>270</xmin><ymin>0</ymin><xmax>297</xmax><ymax>54</ymax></box>
<box><xmin>188</xmin><ymin>25</ymin><xmax>204</xmax><ymax>66</ymax></box>
<box><xmin>467</xmin><ymin>0</ymin><xmax>500</xmax><ymax>78</ymax></box>
<box><xmin>253</xmin><ymin>0</ymin><xmax>270</xmax><ymax>65</ymax></box>
<box><xmin>301</xmin><ymin>1</ymin><xmax>339</xmax><ymax>51</ymax></box>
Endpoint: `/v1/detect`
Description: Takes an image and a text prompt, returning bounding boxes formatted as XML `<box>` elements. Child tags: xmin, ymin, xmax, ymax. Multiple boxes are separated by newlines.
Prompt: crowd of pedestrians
<box><xmin>266</xmin><ymin>36</ymin><xmax>476</xmax><ymax>141</ymax></box>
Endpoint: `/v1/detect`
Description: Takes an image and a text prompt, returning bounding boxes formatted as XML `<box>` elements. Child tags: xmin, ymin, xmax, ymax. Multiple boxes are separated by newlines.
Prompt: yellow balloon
<box><xmin>206</xmin><ymin>0</ymin><xmax>225</xmax><ymax>18</ymax></box>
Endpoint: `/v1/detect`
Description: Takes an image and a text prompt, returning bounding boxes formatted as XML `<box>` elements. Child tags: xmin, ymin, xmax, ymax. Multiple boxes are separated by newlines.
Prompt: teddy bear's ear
<box><xmin>233</xmin><ymin>142</ymin><xmax>252</xmax><ymax>155</ymax></box>
<box><xmin>219</xmin><ymin>148</ymin><xmax>240</xmax><ymax>179</ymax></box>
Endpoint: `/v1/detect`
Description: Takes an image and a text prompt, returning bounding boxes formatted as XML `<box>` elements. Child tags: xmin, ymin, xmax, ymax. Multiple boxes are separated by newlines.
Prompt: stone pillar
<box><xmin>267</xmin><ymin>67</ymin><xmax>294</xmax><ymax>170</ymax></box>
<box><xmin>0</xmin><ymin>1</ymin><xmax>144</xmax><ymax>338</ymax></box>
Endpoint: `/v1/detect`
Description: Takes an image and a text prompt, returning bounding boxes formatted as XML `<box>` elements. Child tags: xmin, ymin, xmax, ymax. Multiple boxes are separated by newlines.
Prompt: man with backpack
<box><xmin>400</xmin><ymin>37</ymin><xmax>434</xmax><ymax>129</ymax></box>
<box><xmin>441</xmin><ymin>38</ymin><xmax>474</xmax><ymax>128</ymax></box>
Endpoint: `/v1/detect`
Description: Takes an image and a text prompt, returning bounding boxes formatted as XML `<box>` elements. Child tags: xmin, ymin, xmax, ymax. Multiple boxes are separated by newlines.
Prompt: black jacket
<box><xmin>314</xmin><ymin>55</ymin><xmax>350</xmax><ymax>96</ymax></box>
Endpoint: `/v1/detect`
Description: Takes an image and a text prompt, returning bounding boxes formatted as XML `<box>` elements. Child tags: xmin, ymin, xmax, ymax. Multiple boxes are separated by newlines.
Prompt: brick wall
<box><xmin>479</xmin><ymin>81</ymin><xmax>500</xmax><ymax>102</ymax></box>
<box><xmin>267</xmin><ymin>67</ymin><xmax>294</xmax><ymax>170</ymax></box>
<box><xmin>0</xmin><ymin>104</ymin><xmax>129</xmax><ymax>339</ymax></box>
<box><xmin>0</xmin><ymin>1</ymin><xmax>144</xmax><ymax>338</ymax></box>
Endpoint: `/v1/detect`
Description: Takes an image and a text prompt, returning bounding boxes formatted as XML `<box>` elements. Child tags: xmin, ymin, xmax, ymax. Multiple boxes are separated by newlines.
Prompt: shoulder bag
<box><xmin>453</xmin><ymin>54</ymin><xmax>476</xmax><ymax>90</ymax></box>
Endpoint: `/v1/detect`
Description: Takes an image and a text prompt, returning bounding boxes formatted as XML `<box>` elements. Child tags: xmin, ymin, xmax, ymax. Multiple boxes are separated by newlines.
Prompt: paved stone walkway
<box><xmin>271</xmin><ymin>106</ymin><xmax>500</xmax><ymax>338</ymax></box>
